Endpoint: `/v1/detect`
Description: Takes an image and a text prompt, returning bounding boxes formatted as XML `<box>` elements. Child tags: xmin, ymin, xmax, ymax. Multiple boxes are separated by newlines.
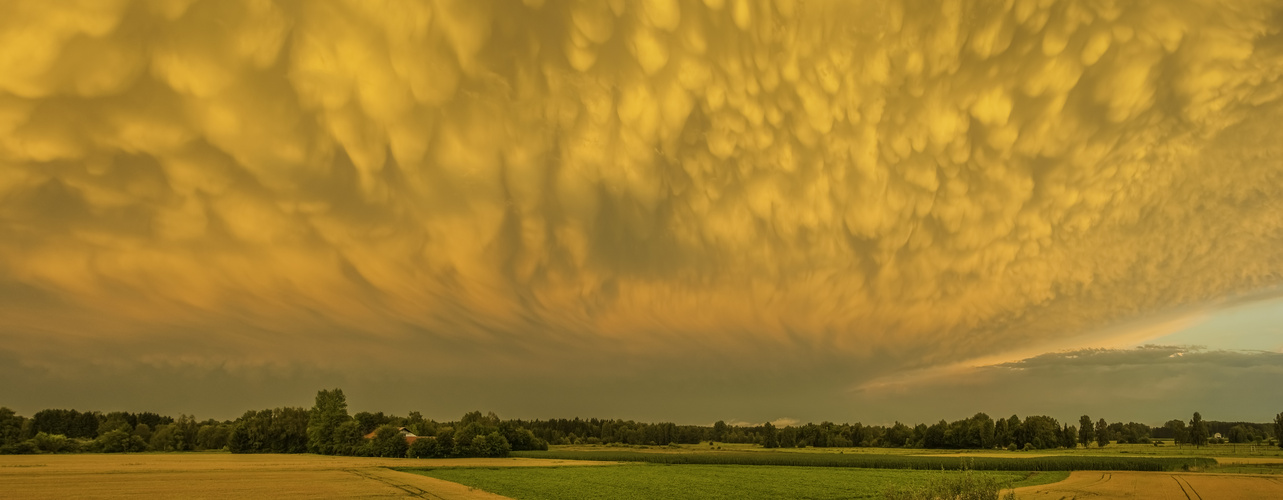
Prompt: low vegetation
<box><xmin>882</xmin><ymin>469</ymin><xmax>1016</xmax><ymax>500</ymax></box>
<box><xmin>510</xmin><ymin>450</ymin><xmax>1216</xmax><ymax>471</ymax></box>
<box><xmin>405</xmin><ymin>464</ymin><xmax>1064</xmax><ymax>500</ymax></box>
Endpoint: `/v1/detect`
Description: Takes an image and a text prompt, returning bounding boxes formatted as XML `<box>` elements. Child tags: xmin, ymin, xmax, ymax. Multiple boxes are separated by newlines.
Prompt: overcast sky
<box><xmin>2</xmin><ymin>0</ymin><xmax>1282</xmax><ymax>426</ymax></box>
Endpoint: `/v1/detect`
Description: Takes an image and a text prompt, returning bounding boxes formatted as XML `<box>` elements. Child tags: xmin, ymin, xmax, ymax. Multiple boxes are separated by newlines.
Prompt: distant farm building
<box><xmin>363</xmin><ymin>427</ymin><xmax>422</xmax><ymax>444</ymax></box>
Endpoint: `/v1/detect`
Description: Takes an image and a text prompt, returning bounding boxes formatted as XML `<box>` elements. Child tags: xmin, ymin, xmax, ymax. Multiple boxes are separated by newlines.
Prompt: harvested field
<box><xmin>1013</xmin><ymin>470</ymin><xmax>1283</xmax><ymax>499</ymax></box>
<box><xmin>0</xmin><ymin>454</ymin><xmax>610</xmax><ymax>499</ymax></box>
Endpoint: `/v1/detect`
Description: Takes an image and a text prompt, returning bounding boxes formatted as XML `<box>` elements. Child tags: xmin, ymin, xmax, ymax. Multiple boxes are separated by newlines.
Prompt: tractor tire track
<box><xmin>1172</xmin><ymin>474</ymin><xmax>1202</xmax><ymax>500</ymax></box>
<box><xmin>347</xmin><ymin>468</ymin><xmax>436</xmax><ymax>499</ymax></box>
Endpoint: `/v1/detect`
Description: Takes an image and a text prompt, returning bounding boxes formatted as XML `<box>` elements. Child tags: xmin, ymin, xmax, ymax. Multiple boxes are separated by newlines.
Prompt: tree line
<box><xmin>4</xmin><ymin>393</ymin><xmax>1282</xmax><ymax>455</ymax></box>
<box><xmin>0</xmin><ymin>389</ymin><xmax>549</xmax><ymax>458</ymax></box>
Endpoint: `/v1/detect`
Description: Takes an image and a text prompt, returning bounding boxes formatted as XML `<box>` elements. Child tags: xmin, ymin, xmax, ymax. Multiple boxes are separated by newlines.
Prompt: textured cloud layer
<box><xmin>2</xmin><ymin>0</ymin><xmax>1283</xmax><ymax>416</ymax></box>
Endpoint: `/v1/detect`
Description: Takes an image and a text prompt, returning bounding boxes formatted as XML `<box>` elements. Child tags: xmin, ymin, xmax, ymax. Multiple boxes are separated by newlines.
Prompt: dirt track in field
<box><xmin>1012</xmin><ymin>470</ymin><xmax>1283</xmax><ymax>499</ymax></box>
<box><xmin>0</xmin><ymin>454</ymin><xmax>612</xmax><ymax>499</ymax></box>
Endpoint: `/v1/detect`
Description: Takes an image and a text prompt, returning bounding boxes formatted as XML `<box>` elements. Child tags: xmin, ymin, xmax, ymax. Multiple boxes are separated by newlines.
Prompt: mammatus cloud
<box><xmin>1</xmin><ymin>0</ymin><xmax>1283</xmax><ymax>419</ymax></box>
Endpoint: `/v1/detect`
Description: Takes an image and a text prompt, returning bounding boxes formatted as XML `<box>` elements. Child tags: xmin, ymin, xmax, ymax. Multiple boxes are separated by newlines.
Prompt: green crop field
<box><xmin>403</xmin><ymin>464</ymin><xmax>1068</xmax><ymax>500</ymax></box>
<box><xmin>510</xmin><ymin>449</ymin><xmax>1216</xmax><ymax>471</ymax></box>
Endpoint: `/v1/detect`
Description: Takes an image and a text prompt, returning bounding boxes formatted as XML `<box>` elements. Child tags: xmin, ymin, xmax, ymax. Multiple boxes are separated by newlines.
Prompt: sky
<box><xmin>1</xmin><ymin>0</ymin><xmax>1282</xmax><ymax>427</ymax></box>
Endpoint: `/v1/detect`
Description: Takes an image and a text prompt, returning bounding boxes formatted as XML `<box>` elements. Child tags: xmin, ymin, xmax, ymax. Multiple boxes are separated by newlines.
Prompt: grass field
<box><xmin>405</xmin><ymin>464</ymin><xmax>1068</xmax><ymax>500</ymax></box>
<box><xmin>511</xmin><ymin>449</ymin><xmax>1216</xmax><ymax>471</ymax></box>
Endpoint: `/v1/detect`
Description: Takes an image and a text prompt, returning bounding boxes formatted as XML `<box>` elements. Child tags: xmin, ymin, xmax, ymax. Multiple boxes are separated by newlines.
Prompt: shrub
<box><xmin>470</xmin><ymin>432</ymin><xmax>511</xmax><ymax>458</ymax></box>
<box><xmin>0</xmin><ymin>441</ymin><xmax>38</xmax><ymax>455</ymax></box>
<box><xmin>407</xmin><ymin>437</ymin><xmax>444</xmax><ymax>459</ymax></box>
<box><xmin>1005</xmin><ymin>444</ymin><xmax>1016</xmax><ymax>452</ymax></box>
<box><xmin>96</xmin><ymin>429</ymin><xmax>148</xmax><ymax>453</ymax></box>
<box><xmin>368</xmin><ymin>425</ymin><xmax>409</xmax><ymax>458</ymax></box>
<box><xmin>882</xmin><ymin>469</ymin><xmax>1014</xmax><ymax>500</ymax></box>
<box><xmin>32</xmin><ymin>432</ymin><xmax>73</xmax><ymax>453</ymax></box>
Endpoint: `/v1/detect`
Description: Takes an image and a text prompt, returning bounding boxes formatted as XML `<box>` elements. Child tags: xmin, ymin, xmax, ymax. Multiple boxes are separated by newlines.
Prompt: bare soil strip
<box><xmin>1013</xmin><ymin>470</ymin><xmax>1283</xmax><ymax>499</ymax></box>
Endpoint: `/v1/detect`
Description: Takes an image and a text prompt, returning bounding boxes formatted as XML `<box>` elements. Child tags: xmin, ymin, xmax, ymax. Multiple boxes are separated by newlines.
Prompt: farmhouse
<box><xmin>363</xmin><ymin>427</ymin><xmax>422</xmax><ymax>444</ymax></box>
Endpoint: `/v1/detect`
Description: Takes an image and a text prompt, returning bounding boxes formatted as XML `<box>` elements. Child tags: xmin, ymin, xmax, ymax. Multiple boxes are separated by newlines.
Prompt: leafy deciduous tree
<box><xmin>1189</xmin><ymin>412</ymin><xmax>1209</xmax><ymax>447</ymax></box>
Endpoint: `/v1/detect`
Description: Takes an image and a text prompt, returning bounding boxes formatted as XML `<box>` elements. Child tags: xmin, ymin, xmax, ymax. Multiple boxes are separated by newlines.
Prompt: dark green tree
<box><xmin>1022</xmin><ymin>416</ymin><xmax>1060</xmax><ymax>450</ymax></box>
<box><xmin>1189</xmin><ymin>412</ymin><xmax>1209</xmax><ymax>447</ymax></box>
<box><xmin>474</xmin><ymin>431</ymin><xmax>511</xmax><ymax>457</ymax></box>
<box><xmin>0</xmin><ymin>408</ymin><xmax>28</xmax><ymax>447</ymax></box>
<box><xmin>367</xmin><ymin>425</ymin><xmax>410</xmax><ymax>458</ymax></box>
<box><xmin>1062</xmin><ymin>424</ymin><xmax>1077</xmax><ymax>449</ymax></box>
<box><xmin>196</xmin><ymin>423</ymin><xmax>230</xmax><ymax>450</ymax></box>
<box><xmin>1078</xmin><ymin>416</ymin><xmax>1093</xmax><ymax>447</ymax></box>
<box><xmin>762</xmin><ymin>422</ymin><xmax>779</xmax><ymax>448</ymax></box>
<box><xmin>994</xmin><ymin>418</ymin><xmax>1009</xmax><ymax>447</ymax></box>
<box><xmin>150</xmin><ymin>424</ymin><xmax>176</xmax><ymax>451</ymax></box>
<box><xmin>1275</xmin><ymin>412</ymin><xmax>1283</xmax><ymax>449</ymax></box>
<box><xmin>407</xmin><ymin>436</ymin><xmax>444</xmax><ymax>458</ymax></box>
<box><xmin>1005</xmin><ymin>415</ymin><xmax>1022</xmax><ymax>447</ymax></box>
<box><xmin>712</xmin><ymin>420</ymin><xmax>728</xmax><ymax>442</ymax></box>
<box><xmin>308</xmin><ymin>389</ymin><xmax>351</xmax><ymax>455</ymax></box>
<box><xmin>1095</xmin><ymin>418</ymin><xmax>1108</xmax><ymax>447</ymax></box>
<box><xmin>172</xmin><ymin>414</ymin><xmax>198</xmax><ymax>451</ymax></box>
<box><xmin>1165</xmin><ymin>419</ymin><xmax>1188</xmax><ymax>445</ymax></box>
<box><xmin>96</xmin><ymin>429</ymin><xmax>147</xmax><ymax>453</ymax></box>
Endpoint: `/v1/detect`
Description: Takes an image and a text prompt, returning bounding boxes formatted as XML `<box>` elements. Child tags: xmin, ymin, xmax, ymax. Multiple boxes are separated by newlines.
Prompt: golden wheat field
<box><xmin>0</xmin><ymin>454</ymin><xmax>610</xmax><ymax>499</ymax></box>
<box><xmin>1013</xmin><ymin>470</ymin><xmax>1283</xmax><ymax>500</ymax></box>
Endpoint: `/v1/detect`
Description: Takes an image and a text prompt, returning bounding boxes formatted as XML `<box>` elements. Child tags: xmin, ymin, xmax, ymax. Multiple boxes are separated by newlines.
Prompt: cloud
<box><xmin>1</xmin><ymin>0</ymin><xmax>1283</xmax><ymax>420</ymax></box>
<box><xmin>854</xmin><ymin>346</ymin><xmax>1283</xmax><ymax>424</ymax></box>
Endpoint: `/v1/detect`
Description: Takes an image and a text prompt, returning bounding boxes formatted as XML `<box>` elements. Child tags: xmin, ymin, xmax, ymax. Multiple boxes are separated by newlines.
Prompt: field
<box><xmin>405</xmin><ymin>464</ymin><xmax>1065</xmax><ymax>500</ymax></box>
<box><xmin>1014</xmin><ymin>471</ymin><xmax>1283</xmax><ymax>499</ymax></box>
<box><xmin>0</xmin><ymin>453</ymin><xmax>609</xmax><ymax>499</ymax></box>
<box><xmin>510</xmin><ymin>449</ymin><xmax>1216</xmax><ymax>471</ymax></box>
<box><xmin>4</xmin><ymin>447</ymin><xmax>1283</xmax><ymax>499</ymax></box>
<box><xmin>408</xmin><ymin>464</ymin><xmax>1064</xmax><ymax>499</ymax></box>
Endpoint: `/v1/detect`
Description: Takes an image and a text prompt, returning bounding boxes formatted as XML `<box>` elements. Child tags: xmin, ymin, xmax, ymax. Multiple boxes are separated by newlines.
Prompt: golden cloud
<box><xmin>1</xmin><ymin>0</ymin><xmax>1282</xmax><ymax>381</ymax></box>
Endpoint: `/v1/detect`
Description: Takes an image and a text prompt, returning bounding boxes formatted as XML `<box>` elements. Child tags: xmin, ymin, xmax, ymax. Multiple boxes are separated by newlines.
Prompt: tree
<box><xmin>150</xmin><ymin>424</ymin><xmax>176</xmax><ymax>451</ymax></box>
<box><xmin>32</xmin><ymin>432</ymin><xmax>74</xmax><ymax>453</ymax></box>
<box><xmin>476</xmin><ymin>431</ymin><xmax>511</xmax><ymax>457</ymax></box>
<box><xmin>1165</xmin><ymin>419</ymin><xmax>1188</xmax><ymax>445</ymax></box>
<box><xmin>1005</xmin><ymin>416</ymin><xmax>1022</xmax><ymax>448</ymax></box>
<box><xmin>172</xmin><ymin>414</ymin><xmax>198</xmax><ymax>451</ymax></box>
<box><xmin>196</xmin><ymin>423</ymin><xmax>230</xmax><ymax>450</ymax></box>
<box><xmin>1022</xmin><ymin>416</ymin><xmax>1061</xmax><ymax>450</ymax></box>
<box><xmin>1062</xmin><ymin>424</ymin><xmax>1077</xmax><ymax>449</ymax></box>
<box><xmin>1189</xmin><ymin>412</ymin><xmax>1209</xmax><ymax>447</ymax></box>
<box><xmin>712</xmin><ymin>420</ymin><xmax>728</xmax><ymax>442</ymax></box>
<box><xmin>994</xmin><ymin>418</ymin><xmax>1009</xmax><ymax>448</ymax></box>
<box><xmin>0</xmin><ymin>408</ymin><xmax>28</xmax><ymax>447</ymax></box>
<box><xmin>96</xmin><ymin>429</ymin><xmax>147</xmax><ymax>453</ymax></box>
<box><xmin>407</xmin><ymin>437</ymin><xmax>444</xmax><ymax>458</ymax></box>
<box><xmin>1275</xmin><ymin>412</ymin><xmax>1283</xmax><ymax>449</ymax></box>
<box><xmin>367</xmin><ymin>425</ymin><xmax>410</xmax><ymax>458</ymax></box>
<box><xmin>1078</xmin><ymin>416</ymin><xmax>1093</xmax><ymax>448</ymax></box>
<box><xmin>1095</xmin><ymin>418</ymin><xmax>1108</xmax><ymax>448</ymax></box>
<box><xmin>308</xmin><ymin>389</ymin><xmax>351</xmax><ymax>455</ymax></box>
<box><xmin>762</xmin><ymin>422</ymin><xmax>779</xmax><ymax>448</ymax></box>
